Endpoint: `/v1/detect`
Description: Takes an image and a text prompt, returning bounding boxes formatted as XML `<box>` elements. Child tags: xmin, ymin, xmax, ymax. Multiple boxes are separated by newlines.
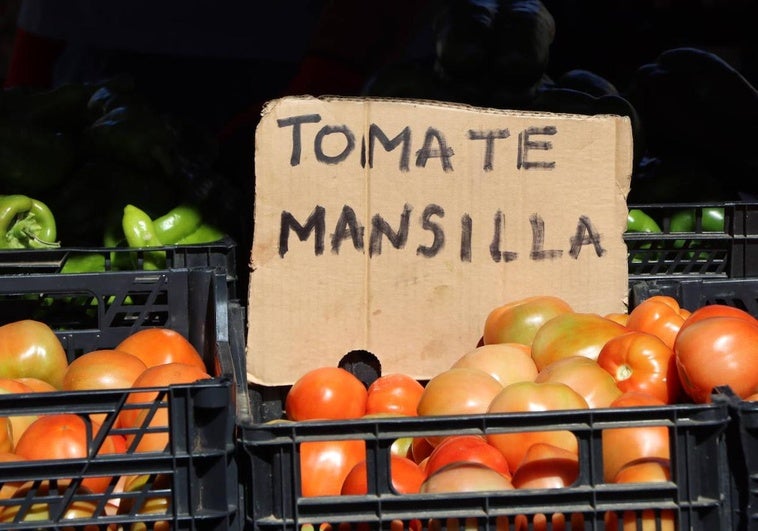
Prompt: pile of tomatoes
<box><xmin>279</xmin><ymin>294</ymin><xmax>758</xmax><ymax>528</ymax></box>
<box><xmin>0</xmin><ymin>320</ymin><xmax>211</xmax><ymax>520</ymax></box>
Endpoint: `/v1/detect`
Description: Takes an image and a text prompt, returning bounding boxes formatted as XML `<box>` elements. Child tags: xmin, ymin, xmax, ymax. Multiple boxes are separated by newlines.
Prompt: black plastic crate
<box><xmin>715</xmin><ymin>387</ymin><xmax>758</xmax><ymax>531</ymax></box>
<box><xmin>239</xmin><ymin>398</ymin><xmax>733</xmax><ymax>530</ymax></box>
<box><xmin>629</xmin><ymin>278</ymin><xmax>758</xmax><ymax>318</ymax></box>
<box><xmin>0</xmin><ymin>237</ymin><xmax>238</xmax><ymax>299</ymax></box>
<box><xmin>625</xmin><ymin>202</ymin><xmax>758</xmax><ymax>280</ymax></box>
<box><xmin>0</xmin><ymin>265</ymin><xmax>245</xmax><ymax>530</ymax></box>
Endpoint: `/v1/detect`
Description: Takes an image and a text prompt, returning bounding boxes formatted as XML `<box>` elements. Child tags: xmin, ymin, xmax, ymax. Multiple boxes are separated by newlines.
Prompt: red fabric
<box><xmin>4</xmin><ymin>27</ymin><xmax>65</xmax><ymax>89</ymax></box>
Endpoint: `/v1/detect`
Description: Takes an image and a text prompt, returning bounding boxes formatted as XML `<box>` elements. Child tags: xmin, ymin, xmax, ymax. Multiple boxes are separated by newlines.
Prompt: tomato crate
<box><xmin>624</xmin><ymin>202</ymin><xmax>758</xmax><ymax>280</ymax></box>
<box><xmin>238</xmin><ymin>398</ymin><xmax>734</xmax><ymax>530</ymax></box>
<box><xmin>629</xmin><ymin>277</ymin><xmax>758</xmax><ymax>318</ymax></box>
<box><xmin>714</xmin><ymin>387</ymin><xmax>758</xmax><ymax>531</ymax></box>
<box><xmin>0</xmin><ymin>263</ymin><xmax>246</xmax><ymax>530</ymax></box>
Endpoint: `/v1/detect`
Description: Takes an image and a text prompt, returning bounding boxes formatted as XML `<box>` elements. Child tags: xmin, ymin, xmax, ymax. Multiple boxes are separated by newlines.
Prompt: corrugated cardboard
<box><xmin>248</xmin><ymin>96</ymin><xmax>633</xmax><ymax>386</ymax></box>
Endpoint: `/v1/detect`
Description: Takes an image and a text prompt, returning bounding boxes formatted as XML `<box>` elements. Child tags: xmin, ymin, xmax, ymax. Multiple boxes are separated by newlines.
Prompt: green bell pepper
<box><xmin>670</xmin><ymin>207</ymin><xmax>725</xmax><ymax>233</ymax></box>
<box><xmin>0</xmin><ymin>194</ymin><xmax>59</xmax><ymax>249</ymax></box>
<box><xmin>627</xmin><ymin>208</ymin><xmax>662</xmax><ymax>234</ymax></box>
<box><xmin>627</xmin><ymin>208</ymin><xmax>662</xmax><ymax>263</ymax></box>
<box><xmin>669</xmin><ymin>207</ymin><xmax>725</xmax><ymax>257</ymax></box>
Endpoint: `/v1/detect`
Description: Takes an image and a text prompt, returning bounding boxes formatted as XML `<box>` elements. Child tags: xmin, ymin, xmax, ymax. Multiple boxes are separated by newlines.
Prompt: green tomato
<box><xmin>670</xmin><ymin>207</ymin><xmax>725</xmax><ymax>252</ymax></box>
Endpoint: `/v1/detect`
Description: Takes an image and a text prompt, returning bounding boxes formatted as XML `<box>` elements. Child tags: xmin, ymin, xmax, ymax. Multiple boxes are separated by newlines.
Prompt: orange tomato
<box><xmin>514</xmin><ymin>513</ymin><xmax>585</xmax><ymax>531</ymax></box>
<box><xmin>0</xmin><ymin>419</ymin><xmax>12</xmax><ymax>454</ymax></box>
<box><xmin>602</xmin><ymin>392</ymin><xmax>670</xmax><ymax>483</ymax></box>
<box><xmin>626</xmin><ymin>295</ymin><xmax>688</xmax><ymax>349</ymax></box>
<box><xmin>341</xmin><ymin>454</ymin><xmax>425</xmax><ymax>495</ymax></box>
<box><xmin>365</xmin><ymin>373</ymin><xmax>424</xmax><ymax>417</ymax></box>
<box><xmin>63</xmin><ymin>349</ymin><xmax>148</xmax><ymax>427</ymax></box>
<box><xmin>285</xmin><ymin>366</ymin><xmax>368</xmax><ymax>421</ymax></box>
<box><xmin>597</xmin><ymin>330</ymin><xmax>681</xmax><ymax>404</ymax></box>
<box><xmin>300</xmin><ymin>439</ymin><xmax>366</xmax><ymax>497</ymax></box>
<box><xmin>675</xmin><ymin>315</ymin><xmax>758</xmax><ymax>402</ymax></box>
<box><xmin>486</xmin><ymin>381</ymin><xmax>588</xmax><ymax>472</ymax></box>
<box><xmin>115</xmin><ymin>328</ymin><xmax>206</xmax><ymax>371</ymax></box>
<box><xmin>451</xmin><ymin>343</ymin><xmax>538</xmax><ymax>387</ymax></box>
<box><xmin>13</xmin><ymin>414</ymin><xmax>122</xmax><ymax>493</ymax></box>
<box><xmin>483</xmin><ymin>295</ymin><xmax>574</xmax><ymax>346</ymax></box>
<box><xmin>118</xmin><ymin>362</ymin><xmax>210</xmax><ymax>430</ymax></box>
<box><xmin>604</xmin><ymin>312</ymin><xmax>629</xmax><ymax>326</ymax></box>
<box><xmin>605</xmin><ymin>458</ymin><xmax>675</xmax><ymax>530</ymax></box>
<box><xmin>530</xmin><ymin>312</ymin><xmax>628</xmax><ymax>371</ymax></box>
<box><xmin>416</xmin><ymin>368</ymin><xmax>502</xmax><ymax>445</ymax></box>
<box><xmin>534</xmin><ymin>355</ymin><xmax>622</xmax><ymax>408</ymax></box>
<box><xmin>0</xmin><ymin>452</ymin><xmax>26</xmax><ymax>500</ymax></box>
<box><xmin>511</xmin><ymin>442</ymin><xmax>579</xmax><ymax>489</ymax></box>
<box><xmin>13</xmin><ymin>377</ymin><xmax>57</xmax><ymax>392</ymax></box>
<box><xmin>63</xmin><ymin>349</ymin><xmax>147</xmax><ymax>391</ymax></box>
<box><xmin>0</xmin><ymin>378</ymin><xmax>37</xmax><ymax>448</ymax></box>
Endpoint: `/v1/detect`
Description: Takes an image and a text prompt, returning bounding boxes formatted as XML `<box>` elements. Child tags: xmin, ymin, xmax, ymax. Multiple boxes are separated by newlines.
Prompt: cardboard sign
<box><xmin>248</xmin><ymin>96</ymin><xmax>633</xmax><ymax>386</ymax></box>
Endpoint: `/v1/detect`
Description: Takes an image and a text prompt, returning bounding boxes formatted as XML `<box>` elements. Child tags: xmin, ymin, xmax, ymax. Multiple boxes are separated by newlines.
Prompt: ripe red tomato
<box><xmin>626</xmin><ymin>295</ymin><xmax>688</xmax><ymax>349</ymax></box>
<box><xmin>675</xmin><ymin>315</ymin><xmax>758</xmax><ymax>402</ymax></box>
<box><xmin>605</xmin><ymin>458</ymin><xmax>675</xmax><ymax>530</ymax></box>
<box><xmin>341</xmin><ymin>454</ymin><xmax>425</xmax><ymax>495</ymax></box>
<box><xmin>530</xmin><ymin>312</ymin><xmax>628</xmax><ymax>371</ymax></box>
<box><xmin>419</xmin><ymin>461</ymin><xmax>514</xmax><ymax>493</ymax></box>
<box><xmin>511</xmin><ymin>442</ymin><xmax>579</xmax><ymax>489</ymax></box>
<box><xmin>602</xmin><ymin>392</ymin><xmax>670</xmax><ymax>483</ymax></box>
<box><xmin>13</xmin><ymin>413</ymin><xmax>122</xmax><ymax>493</ymax></box>
<box><xmin>300</xmin><ymin>439</ymin><xmax>366</xmax><ymax>497</ymax></box>
<box><xmin>534</xmin><ymin>355</ymin><xmax>622</xmax><ymax>408</ymax></box>
<box><xmin>451</xmin><ymin>343</ymin><xmax>538</xmax><ymax>387</ymax></box>
<box><xmin>486</xmin><ymin>381</ymin><xmax>588</xmax><ymax>472</ymax></box>
<box><xmin>483</xmin><ymin>295</ymin><xmax>574</xmax><ymax>346</ymax></box>
<box><xmin>365</xmin><ymin>373</ymin><xmax>424</xmax><ymax>417</ymax></box>
<box><xmin>424</xmin><ymin>435</ymin><xmax>511</xmax><ymax>479</ymax></box>
<box><xmin>115</xmin><ymin>328</ymin><xmax>206</xmax><ymax>371</ymax></box>
<box><xmin>0</xmin><ymin>319</ymin><xmax>69</xmax><ymax>389</ymax></box>
<box><xmin>285</xmin><ymin>366</ymin><xmax>368</xmax><ymax>421</ymax></box>
<box><xmin>678</xmin><ymin>304</ymin><xmax>758</xmax><ymax>336</ymax></box>
<box><xmin>118</xmin><ymin>362</ymin><xmax>210</xmax><ymax>430</ymax></box>
<box><xmin>597</xmin><ymin>331</ymin><xmax>681</xmax><ymax>404</ymax></box>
